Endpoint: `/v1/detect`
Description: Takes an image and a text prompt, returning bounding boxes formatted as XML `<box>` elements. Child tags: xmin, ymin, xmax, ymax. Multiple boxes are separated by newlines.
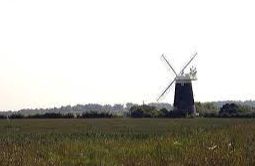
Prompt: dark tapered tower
<box><xmin>158</xmin><ymin>52</ymin><xmax>197</xmax><ymax>116</ymax></box>
<box><xmin>174</xmin><ymin>79</ymin><xmax>195</xmax><ymax>114</ymax></box>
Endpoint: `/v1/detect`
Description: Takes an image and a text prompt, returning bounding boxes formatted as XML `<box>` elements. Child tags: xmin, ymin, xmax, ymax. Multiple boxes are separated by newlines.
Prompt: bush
<box><xmin>27</xmin><ymin>113</ymin><xmax>75</xmax><ymax>119</ymax></box>
<box><xmin>79</xmin><ymin>111</ymin><xmax>113</xmax><ymax>118</ymax></box>
<box><xmin>219</xmin><ymin>103</ymin><xmax>255</xmax><ymax>118</ymax></box>
<box><xmin>220</xmin><ymin>103</ymin><xmax>240</xmax><ymax>115</ymax></box>
<box><xmin>158</xmin><ymin>108</ymin><xmax>169</xmax><ymax>117</ymax></box>
<box><xmin>9</xmin><ymin>114</ymin><xmax>24</xmax><ymax>119</ymax></box>
<box><xmin>203</xmin><ymin>112</ymin><xmax>218</xmax><ymax>118</ymax></box>
<box><xmin>130</xmin><ymin>105</ymin><xmax>159</xmax><ymax>118</ymax></box>
<box><xmin>195</xmin><ymin>102</ymin><xmax>218</xmax><ymax>116</ymax></box>
<box><xmin>0</xmin><ymin>115</ymin><xmax>6</xmax><ymax>119</ymax></box>
<box><xmin>62</xmin><ymin>113</ymin><xmax>75</xmax><ymax>119</ymax></box>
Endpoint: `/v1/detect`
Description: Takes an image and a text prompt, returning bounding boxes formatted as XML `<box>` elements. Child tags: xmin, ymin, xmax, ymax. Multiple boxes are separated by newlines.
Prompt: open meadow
<box><xmin>0</xmin><ymin>118</ymin><xmax>255</xmax><ymax>165</ymax></box>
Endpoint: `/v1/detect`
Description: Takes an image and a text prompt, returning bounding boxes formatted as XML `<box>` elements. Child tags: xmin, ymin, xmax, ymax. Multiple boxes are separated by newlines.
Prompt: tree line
<box><xmin>0</xmin><ymin>102</ymin><xmax>255</xmax><ymax>119</ymax></box>
<box><xmin>0</xmin><ymin>112</ymin><xmax>114</xmax><ymax>119</ymax></box>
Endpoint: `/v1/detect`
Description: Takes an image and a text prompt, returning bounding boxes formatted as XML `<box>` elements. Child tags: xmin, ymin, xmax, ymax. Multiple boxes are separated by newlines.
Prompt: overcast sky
<box><xmin>1</xmin><ymin>0</ymin><xmax>255</xmax><ymax>110</ymax></box>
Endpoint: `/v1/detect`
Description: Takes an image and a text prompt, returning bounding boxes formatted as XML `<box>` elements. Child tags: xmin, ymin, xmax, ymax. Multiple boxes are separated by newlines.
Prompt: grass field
<box><xmin>0</xmin><ymin>118</ymin><xmax>255</xmax><ymax>165</ymax></box>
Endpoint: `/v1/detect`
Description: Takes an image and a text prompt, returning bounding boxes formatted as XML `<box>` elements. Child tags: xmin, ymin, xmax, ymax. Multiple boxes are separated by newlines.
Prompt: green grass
<box><xmin>0</xmin><ymin>118</ymin><xmax>255</xmax><ymax>165</ymax></box>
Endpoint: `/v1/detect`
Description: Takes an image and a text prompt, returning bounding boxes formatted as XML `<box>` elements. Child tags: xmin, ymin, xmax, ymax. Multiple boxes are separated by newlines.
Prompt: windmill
<box><xmin>157</xmin><ymin>52</ymin><xmax>198</xmax><ymax>115</ymax></box>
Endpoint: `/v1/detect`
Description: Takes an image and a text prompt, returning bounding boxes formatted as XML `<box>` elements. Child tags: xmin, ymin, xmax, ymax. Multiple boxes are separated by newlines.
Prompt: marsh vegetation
<box><xmin>0</xmin><ymin>119</ymin><xmax>255</xmax><ymax>165</ymax></box>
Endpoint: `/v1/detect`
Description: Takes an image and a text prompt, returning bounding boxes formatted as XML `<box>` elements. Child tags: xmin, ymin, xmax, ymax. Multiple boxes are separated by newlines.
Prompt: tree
<box><xmin>159</xmin><ymin>108</ymin><xmax>169</xmax><ymax>117</ymax></box>
<box><xmin>219</xmin><ymin>103</ymin><xmax>255</xmax><ymax>117</ymax></box>
<box><xmin>195</xmin><ymin>102</ymin><xmax>218</xmax><ymax>116</ymax></box>
<box><xmin>219</xmin><ymin>103</ymin><xmax>241</xmax><ymax>117</ymax></box>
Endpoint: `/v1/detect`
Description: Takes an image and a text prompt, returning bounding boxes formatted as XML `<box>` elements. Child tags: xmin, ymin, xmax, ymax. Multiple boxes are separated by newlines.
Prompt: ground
<box><xmin>0</xmin><ymin>118</ymin><xmax>255</xmax><ymax>165</ymax></box>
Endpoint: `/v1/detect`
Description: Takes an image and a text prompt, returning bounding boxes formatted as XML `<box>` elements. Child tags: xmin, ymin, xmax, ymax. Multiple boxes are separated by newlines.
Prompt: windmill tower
<box><xmin>157</xmin><ymin>52</ymin><xmax>197</xmax><ymax>115</ymax></box>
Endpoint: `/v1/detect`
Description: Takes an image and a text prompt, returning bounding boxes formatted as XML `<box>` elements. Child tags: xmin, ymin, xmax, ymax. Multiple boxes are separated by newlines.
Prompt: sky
<box><xmin>1</xmin><ymin>0</ymin><xmax>255</xmax><ymax>110</ymax></box>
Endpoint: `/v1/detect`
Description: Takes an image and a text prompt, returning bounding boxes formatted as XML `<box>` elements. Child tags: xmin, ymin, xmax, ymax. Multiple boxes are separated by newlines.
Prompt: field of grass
<box><xmin>0</xmin><ymin>118</ymin><xmax>255</xmax><ymax>165</ymax></box>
